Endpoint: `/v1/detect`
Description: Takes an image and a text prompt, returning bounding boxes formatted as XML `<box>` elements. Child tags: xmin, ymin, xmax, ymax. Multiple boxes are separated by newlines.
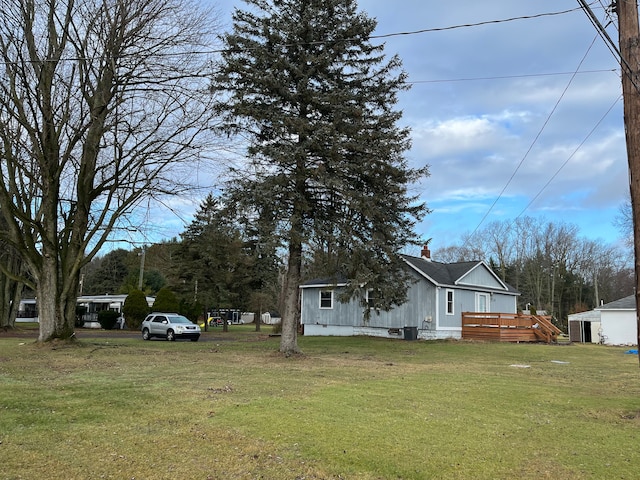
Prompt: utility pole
<box><xmin>616</xmin><ymin>0</ymin><xmax>640</xmax><ymax>361</ymax></box>
<box><xmin>138</xmin><ymin>246</ymin><xmax>146</xmax><ymax>290</ymax></box>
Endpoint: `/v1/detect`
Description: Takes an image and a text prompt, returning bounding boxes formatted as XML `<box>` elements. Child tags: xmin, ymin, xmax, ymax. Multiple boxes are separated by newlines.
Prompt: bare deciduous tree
<box><xmin>614</xmin><ymin>197</ymin><xmax>633</xmax><ymax>248</ymax></box>
<box><xmin>0</xmin><ymin>0</ymin><xmax>220</xmax><ymax>341</ymax></box>
<box><xmin>0</xmin><ymin>211</ymin><xmax>25</xmax><ymax>330</ymax></box>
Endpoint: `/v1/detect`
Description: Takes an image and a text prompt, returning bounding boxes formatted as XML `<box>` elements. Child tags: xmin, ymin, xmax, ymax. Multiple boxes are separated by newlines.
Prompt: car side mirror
<box><xmin>162</xmin><ymin>320</ymin><xmax>168</xmax><ymax>324</ymax></box>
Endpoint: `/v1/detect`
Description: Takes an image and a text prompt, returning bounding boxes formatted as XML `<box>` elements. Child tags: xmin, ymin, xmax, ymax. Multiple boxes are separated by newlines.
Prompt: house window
<box><xmin>319</xmin><ymin>290</ymin><xmax>333</xmax><ymax>309</ymax></box>
<box><xmin>446</xmin><ymin>289</ymin><xmax>454</xmax><ymax>315</ymax></box>
<box><xmin>476</xmin><ymin>293</ymin><xmax>490</xmax><ymax>313</ymax></box>
<box><xmin>366</xmin><ymin>289</ymin><xmax>378</xmax><ymax>309</ymax></box>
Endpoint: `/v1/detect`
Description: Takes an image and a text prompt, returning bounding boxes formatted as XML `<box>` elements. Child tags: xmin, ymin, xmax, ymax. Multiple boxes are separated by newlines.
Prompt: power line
<box><xmin>577</xmin><ymin>0</ymin><xmax>640</xmax><ymax>93</ymax></box>
<box><xmin>0</xmin><ymin>6</ymin><xmax>583</xmax><ymax>64</ymax></box>
<box><xmin>407</xmin><ymin>69</ymin><xmax>618</xmax><ymax>85</ymax></box>
<box><xmin>577</xmin><ymin>0</ymin><xmax>621</xmax><ymax>60</ymax></box>
<box><xmin>371</xmin><ymin>7</ymin><xmax>585</xmax><ymax>39</ymax></box>
<box><xmin>512</xmin><ymin>95</ymin><xmax>622</xmax><ymax>223</ymax></box>
<box><xmin>463</xmin><ymin>35</ymin><xmax>601</xmax><ymax>246</ymax></box>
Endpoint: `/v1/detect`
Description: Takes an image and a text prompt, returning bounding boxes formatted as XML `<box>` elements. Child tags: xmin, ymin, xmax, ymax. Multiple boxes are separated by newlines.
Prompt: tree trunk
<box><xmin>37</xmin><ymin>255</ymin><xmax>78</xmax><ymax>342</ymax></box>
<box><xmin>617</xmin><ymin>0</ymin><xmax>640</xmax><ymax>362</ymax></box>
<box><xmin>280</xmin><ymin>231</ymin><xmax>303</xmax><ymax>356</ymax></box>
<box><xmin>0</xmin><ymin>249</ymin><xmax>23</xmax><ymax>330</ymax></box>
<box><xmin>0</xmin><ymin>278</ymin><xmax>22</xmax><ymax>331</ymax></box>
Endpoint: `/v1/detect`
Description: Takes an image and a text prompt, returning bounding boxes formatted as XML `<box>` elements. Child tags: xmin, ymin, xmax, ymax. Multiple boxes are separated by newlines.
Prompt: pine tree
<box><xmin>214</xmin><ymin>0</ymin><xmax>429</xmax><ymax>354</ymax></box>
<box><xmin>122</xmin><ymin>289</ymin><xmax>150</xmax><ymax>330</ymax></box>
<box><xmin>152</xmin><ymin>287</ymin><xmax>180</xmax><ymax>313</ymax></box>
<box><xmin>174</xmin><ymin>194</ymin><xmax>250</xmax><ymax>313</ymax></box>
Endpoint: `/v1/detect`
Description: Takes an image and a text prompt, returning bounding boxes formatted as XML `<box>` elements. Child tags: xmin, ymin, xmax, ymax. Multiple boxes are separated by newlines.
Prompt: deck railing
<box><xmin>461</xmin><ymin>312</ymin><xmax>561</xmax><ymax>343</ymax></box>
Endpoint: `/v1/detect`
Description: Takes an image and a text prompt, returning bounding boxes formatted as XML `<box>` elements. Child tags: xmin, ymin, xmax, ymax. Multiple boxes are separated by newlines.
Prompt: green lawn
<box><xmin>0</xmin><ymin>329</ymin><xmax>639</xmax><ymax>479</ymax></box>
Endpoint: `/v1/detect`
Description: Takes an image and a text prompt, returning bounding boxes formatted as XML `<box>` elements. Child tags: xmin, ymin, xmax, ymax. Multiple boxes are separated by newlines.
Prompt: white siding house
<box><xmin>77</xmin><ymin>294</ymin><xmax>155</xmax><ymax>328</ymax></box>
<box><xmin>596</xmin><ymin>296</ymin><xmax>637</xmax><ymax>345</ymax></box>
<box><xmin>18</xmin><ymin>294</ymin><xmax>156</xmax><ymax>327</ymax></box>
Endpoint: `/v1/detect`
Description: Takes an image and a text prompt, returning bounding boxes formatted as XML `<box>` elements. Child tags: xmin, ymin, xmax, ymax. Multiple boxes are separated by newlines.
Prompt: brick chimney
<box><xmin>421</xmin><ymin>244</ymin><xmax>431</xmax><ymax>261</ymax></box>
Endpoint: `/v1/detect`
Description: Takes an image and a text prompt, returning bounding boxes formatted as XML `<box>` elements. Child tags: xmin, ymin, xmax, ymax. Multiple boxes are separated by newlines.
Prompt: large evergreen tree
<box><xmin>214</xmin><ymin>0</ymin><xmax>429</xmax><ymax>354</ymax></box>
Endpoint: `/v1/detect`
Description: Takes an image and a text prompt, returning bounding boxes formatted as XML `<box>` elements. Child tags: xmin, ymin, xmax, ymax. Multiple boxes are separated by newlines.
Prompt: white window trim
<box><xmin>446</xmin><ymin>289</ymin><xmax>454</xmax><ymax>315</ymax></box>
<box><xmin>476</xmin><ymin>292</ymin><xmax>490</xmax><ymax>313</ymax></box>
<box><xmin>319</xmin><ymin>290</ymin><xmax>334</xmax><ymax>309</ymax></box>
<box><xmin>366</xmin><ymin>289</ymin><xmax>376</xmax><ymax>309</ymax></box>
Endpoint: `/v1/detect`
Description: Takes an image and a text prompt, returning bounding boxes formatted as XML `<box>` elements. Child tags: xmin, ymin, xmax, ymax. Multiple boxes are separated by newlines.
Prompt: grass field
<box><xmin>1</xmin><ymin>326</ymin><xmax>639</xmax><ymax>479</ymax></box>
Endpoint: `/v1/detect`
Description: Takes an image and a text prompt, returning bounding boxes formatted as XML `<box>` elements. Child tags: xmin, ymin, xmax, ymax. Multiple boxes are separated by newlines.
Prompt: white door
<box><xmin>476</xmin><ymin>293</ymin><xmax>490</xmax><ymax>313</ymax></box>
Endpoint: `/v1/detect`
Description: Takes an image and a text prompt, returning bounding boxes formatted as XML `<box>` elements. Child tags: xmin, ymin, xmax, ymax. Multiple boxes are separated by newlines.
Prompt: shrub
<box><xmin>152</xmin><ymin>287</ymin><xmax>179</xmax><ymax>312</ymax></box>
<box><xmin>122</xmin><ymin>289</ymin><xmax>149</xmax><ymax>330</ymax></box>
<box><xmin>98</xmin><ymin>310</ymin><xmax>120</xmax><ymax>330</ymax></box>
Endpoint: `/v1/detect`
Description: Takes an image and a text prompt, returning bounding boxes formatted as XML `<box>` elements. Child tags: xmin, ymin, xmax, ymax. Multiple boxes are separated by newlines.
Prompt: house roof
<box><xmin>400</xmin><ymin>254</ymin><xmax>519</xmax><ymax>294</ymax></box>
<box><xmin>568</xmin><ymin>310</ymin><xmax>601</xmax><ymax>321</ymax></box>
<box><xmin>596</xmin><ymin>295</ymin><xmax>636</xmax><ymax>311</ymax></box>
<box><xmin>300</xmin><ymin>255</ymin><xmax>519</xmax><ymax>295</ymax></box>
<box><xmin>401</xmin><ymin>255</ymin><xmax>476</xmax><ymax>286</ymax></box>
<box><xmin>300</xmin><ymin>276</ymin><xmax>348</xmax><ymax>288</ymax></box>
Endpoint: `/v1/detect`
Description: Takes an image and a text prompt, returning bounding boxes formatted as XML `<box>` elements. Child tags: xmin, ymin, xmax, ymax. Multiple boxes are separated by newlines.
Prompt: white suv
<box><xmin>141</xmin><ymin>313</ymin><xmax>201</xmax><ymax>342</ymax></box>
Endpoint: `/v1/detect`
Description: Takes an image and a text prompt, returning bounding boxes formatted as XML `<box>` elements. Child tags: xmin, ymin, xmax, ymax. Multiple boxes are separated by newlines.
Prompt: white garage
<box><xmin>569</xmin><ymin>295</ymin><xmax>637</xmax><ymax>346</ymax></box>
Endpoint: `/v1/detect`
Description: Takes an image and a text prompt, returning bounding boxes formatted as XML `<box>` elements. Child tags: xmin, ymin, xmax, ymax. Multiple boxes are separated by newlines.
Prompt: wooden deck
<box><xmin>461</xmin><ymin>312</ymin><xmax>562</xmax><ymax>343</ymax></box>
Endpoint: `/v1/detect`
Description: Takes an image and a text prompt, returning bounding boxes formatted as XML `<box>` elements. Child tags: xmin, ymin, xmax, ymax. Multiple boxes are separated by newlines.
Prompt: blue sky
<box><xmin>134</xmin><ymin>1</ymin><xmax>630</xmax><ymax>253</ymax></box>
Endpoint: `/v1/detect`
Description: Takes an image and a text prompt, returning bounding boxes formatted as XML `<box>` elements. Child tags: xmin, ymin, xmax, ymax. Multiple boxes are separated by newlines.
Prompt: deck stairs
<box><xmin>531</xmin><ymin>315</ymin><xmax>562</xmax><ymax>343</ymax></box>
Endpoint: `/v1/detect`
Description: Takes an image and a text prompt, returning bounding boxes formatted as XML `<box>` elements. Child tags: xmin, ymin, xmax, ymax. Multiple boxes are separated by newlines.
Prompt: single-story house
<box><xmin>77</xmin><ymin>294</ymin><xmax>155</xmax><ymax>328</ymax></box>
<box><xmin>300</xmin><ymin>246</ymin><xmax>519</xmax><ymax>339</ymax></box>
<box><xmin>568</xmin><ymin>295</ymin><xmax>638</xmax><ymax>346</ymax></box>
<box><xmin>18</xmin><ymin>294</ymin><xmax>155</xmax><ymax>327</ymax></box>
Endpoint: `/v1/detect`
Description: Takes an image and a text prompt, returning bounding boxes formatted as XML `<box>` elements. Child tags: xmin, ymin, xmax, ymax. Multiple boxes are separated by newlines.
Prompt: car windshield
<box><xmin>167</xmin><ymin>316</ymin><xmax>192</xmax><ymax>324</ymax></box>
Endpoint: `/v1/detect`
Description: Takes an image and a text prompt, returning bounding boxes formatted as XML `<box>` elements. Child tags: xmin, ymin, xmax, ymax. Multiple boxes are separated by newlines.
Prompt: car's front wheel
<box><xmin>142</xmin><ymin>328</ymin><xmax>151</xmax><ymax>340</ymax></box>
<box><xmin>191</xmin><ymin>337</ymin><xmax>199</xmax><ymax>342</ymax></box>
<box><xmin>166</xmin><ymin>329</ymin><xmax>175</xmax><ymax>341</ymax></box>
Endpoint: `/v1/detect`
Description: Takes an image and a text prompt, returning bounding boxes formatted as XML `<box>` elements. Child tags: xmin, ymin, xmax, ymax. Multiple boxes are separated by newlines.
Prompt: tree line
<box><xmin>1</xmin><ymin>0</ymin><xmax>630</xmax><ymax>352</ymax></box>
<box><xmin>433</xmin><ymin>216</ymin><xmax>633</xmax><ymax>330</ymax></box>
<box><xmin>79</xmin><ymin>212</ymin><xmax>632</xmax><ymax>334</ymax></box>
<box><xmin>77</xmin><ymin>193</ymin><xmax>282</xmax><ymax>326</ymax></box>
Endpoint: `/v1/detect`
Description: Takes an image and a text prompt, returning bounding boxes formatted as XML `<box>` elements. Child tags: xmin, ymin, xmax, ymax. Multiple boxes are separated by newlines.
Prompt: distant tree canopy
<box><xmin>82</xmin><ymin>249</ymin><xmax>130</xmax><ymax>295</ymax></box>
<box><xmin>78</xmin><ymin>194</ymin><xmax>283</xmax><ymax>323</ymax></box>
<box><xmin>171</xmin><ymin>194</ymin><xmax>281</xmax><ymax>315</ymax></box>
